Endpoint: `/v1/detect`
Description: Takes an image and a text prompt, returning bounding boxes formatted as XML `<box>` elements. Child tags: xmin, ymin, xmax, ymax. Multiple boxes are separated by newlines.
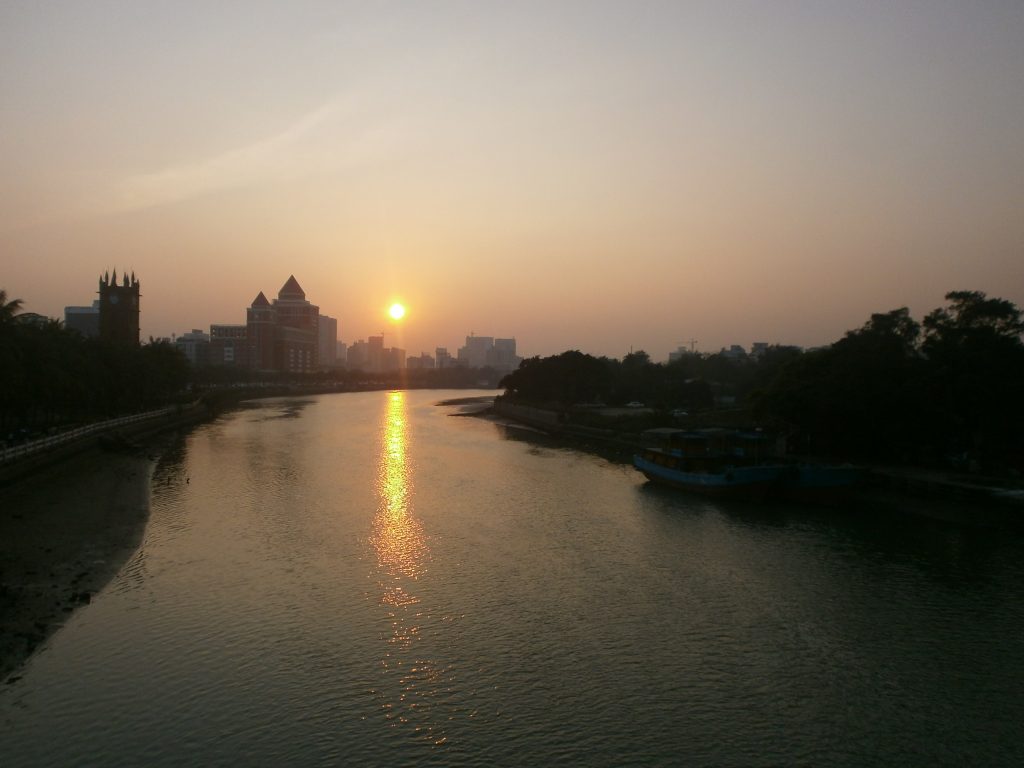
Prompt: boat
<box><xmin>633</xmin><ymin>428</ymin><xmax>789</xmax><ymax>501</ymax></box>
<box><xmin>633</xmin><ymin>428</ymin><xmax>862</xmax><ymax>503</ymax></box>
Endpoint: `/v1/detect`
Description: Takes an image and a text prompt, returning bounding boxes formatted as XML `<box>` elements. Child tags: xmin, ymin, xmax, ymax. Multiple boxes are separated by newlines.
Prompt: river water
<box><xmin>2</xmin><ymin>390</ymin><xmax>1023</xmax><ymax>766</ymax></box>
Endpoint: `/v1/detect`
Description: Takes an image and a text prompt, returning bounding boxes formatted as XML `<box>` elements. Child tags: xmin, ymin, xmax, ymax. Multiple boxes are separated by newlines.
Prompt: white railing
<box><xmin>0</xmin><ymin>406</ymin><xmax>179</xmax><ymax>466</ymax></box>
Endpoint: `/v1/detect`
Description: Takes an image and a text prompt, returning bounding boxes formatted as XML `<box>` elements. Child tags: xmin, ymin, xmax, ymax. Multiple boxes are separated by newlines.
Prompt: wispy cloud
<box><xmin>0</xmin><ymin>95</ymin><xmax>406</xmax><ymax>236</ymax></box>
<box><xmin>104</xmin><ymin>98</ymin><xmax>383</xmax><ymax>214</ymax></box>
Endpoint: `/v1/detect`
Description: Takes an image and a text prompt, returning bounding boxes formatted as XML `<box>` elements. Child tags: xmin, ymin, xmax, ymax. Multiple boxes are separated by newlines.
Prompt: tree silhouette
<box><xmin>920</xmin><ymin>291</ymin><xmax>1024</xmax><ymax>469</ymax></box>
<box><xmin>0</xmin><ymin>293</ymin><xmax>190</xmax><ymax>433</ymax></box>
<box><xmin>498</xmin><ymin>292</ymin><xmax>1023</xmax><ymax>472</ymax></box>
<box><xmin>0</xmin><ymin>289</ymin><xmax>24</xmax><ymax>325</ymax></box>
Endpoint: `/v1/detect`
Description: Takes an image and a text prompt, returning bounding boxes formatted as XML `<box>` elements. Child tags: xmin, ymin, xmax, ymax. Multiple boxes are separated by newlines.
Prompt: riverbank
<box><xmin>486</xmin><ymin>399</ymin><xmax>1024</xmax><ymax>527</ymax></box>
<box><xmin>0</xmin><ymin>400</ymin><xmax>213</xmax><ymax>683</ymax></box>
<box><xmin>0</xmin><ymin>449</ymin><xmax>158</xmax><ymax>684</ymax></box>
<box><xmin>0</xmin><ymin>399</ymin><xmax>212</xmax><ymax>487</ymax></box>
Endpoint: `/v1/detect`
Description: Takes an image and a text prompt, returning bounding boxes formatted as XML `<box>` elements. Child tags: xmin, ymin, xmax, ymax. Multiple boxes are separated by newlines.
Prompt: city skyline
<box><xmin>3</xmin><ymin>2</ymin><xmax>1022</xmax><ymax>359</ymax></box>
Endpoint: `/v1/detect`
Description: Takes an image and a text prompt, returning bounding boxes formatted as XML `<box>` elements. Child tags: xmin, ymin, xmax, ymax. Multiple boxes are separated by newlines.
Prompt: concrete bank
<box><xmin>0</xmin><ymin>401</ymin><xmax>211</xmax><ymax>487</ymax></box>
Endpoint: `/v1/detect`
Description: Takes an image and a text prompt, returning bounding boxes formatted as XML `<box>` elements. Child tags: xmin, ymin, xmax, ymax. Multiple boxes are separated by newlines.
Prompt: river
<box><xmin>2</xmin><ymin>390</ymin><xmax>1023</xmax><ymax>766</ymax></box>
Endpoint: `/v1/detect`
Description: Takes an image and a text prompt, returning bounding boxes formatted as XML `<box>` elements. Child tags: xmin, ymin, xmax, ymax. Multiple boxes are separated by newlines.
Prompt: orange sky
<box><xmin>2</xmin><ymin>2</ymin><xmax>1022</xmax><ymax>359</ymax></box>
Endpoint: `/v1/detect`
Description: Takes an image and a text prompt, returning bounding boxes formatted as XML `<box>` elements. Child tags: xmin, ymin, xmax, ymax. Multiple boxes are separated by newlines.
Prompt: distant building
<box><xmin>384</xmin><ymin>347</ymin><xmax>406</xmax><ymax>371</ymax></box>
<box><xmin>64</xmin><ymin>301</ymin><xmax>100</xmax><ymax>338</ymax></box>
<box><xmin>455</xmin><ymin>334</ymin><xmax>520</xmax><ymax>372</ymax></box>
<box><xmin>368</xmin><ymin>335</ymin><xmax>384</xmax><ymax>372</ymax></box>
<box><xmin>720</xmin><ymin>345</ymin><xmax>747</xmax><ymax>360</ymax></box>
<box><xmin>488</xmin><ymin>338</ymin><xmax>521</xmax><ymax>372</ymax></box>
<box><xmin>348</xmin><ymin>339</ymin><xmax>369</xmax><ymax>370</ymax></box>
<box><xmin>247</xmin><ymin>291</ymin><xmax>276</xmax><ymax>370</ymax></box>
<box><xmin>435</xmin><ymin>347</ymin><xmax>454</xmax><ymax>369</ymax></box>
<box><xmin>458</xmin><ymin>334</ymin><xmax>494</xmax><ymax>368</ymax></box>
<box><xmin>98</xmin><ymin>270</ymin><xmax>140</xmax><ymax>345</ymax></box>
<box><xmin>318</xmin><ymin>314</ymin><xmax>338</xmax><ymax>368</ymax></box>
<box><xmin>210</xmin><ymin>324</ymin><xmax>248</xmax><ymax>367</ymax></box>
<box><xmin>407</xmin><ymin>352</ymin><xmax>435</xmax><ymax>370</ymax></box>
<box><xmin>176</xmin><ymin>329</ymin><xmax>211</xmax><ymax>367</ymax></box>
<box><xmin>750</xmin><ymin>342</ymin><xmax>769</xmax><ymax>359</ymax></box>
<box><xmin>246</xmin><ymin>276</ymin><xmax>319</xmax><ymax>373</ymax></box>
<box><xmin>335</xmin><ymin>340</ymin><xmax>348</xmax><ymax>366</ymax></box>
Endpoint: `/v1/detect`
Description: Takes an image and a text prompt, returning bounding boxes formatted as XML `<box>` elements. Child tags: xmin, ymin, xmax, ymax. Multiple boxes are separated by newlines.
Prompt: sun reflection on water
<box><xmin>370</xmin><ymin>391</ymin><xmax>450</xmax><ymax>747</ymax></box>
<box><xmin>372</xmin><ymin>391</ymin><xmax>427</xmax><ymax>589</ymax></box>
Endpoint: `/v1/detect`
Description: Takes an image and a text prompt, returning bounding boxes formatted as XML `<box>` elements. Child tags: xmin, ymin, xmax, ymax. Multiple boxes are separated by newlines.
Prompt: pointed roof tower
<box><xmin>251</xmin><ymin>291</ymin><xmax>270</xmax><ymax>307</ymax></box>
<box><xmin>278</xmin><ymin>275</ymin><xmax>305</xmax><ymax>301</ymax></box>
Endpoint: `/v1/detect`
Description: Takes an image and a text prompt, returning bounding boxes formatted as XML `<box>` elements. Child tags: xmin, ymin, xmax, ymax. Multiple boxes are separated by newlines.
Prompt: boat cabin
<box><xmin>640</xmin><ymin>428</ymin><xmax>782</xmax><ymax>463</ymax></box>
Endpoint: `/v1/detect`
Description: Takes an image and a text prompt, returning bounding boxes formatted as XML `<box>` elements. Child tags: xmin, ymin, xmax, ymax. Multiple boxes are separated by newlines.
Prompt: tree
<box><xmin>921</xmin><ymin>291</ymin><xmax>1024</xmax><ymax>470</ymax></box>
<box><xmin>755</xmin><ymin>308</ymin><xmax>928</xmax><ymax>460</ymax></box>
<box><xmin>923</xmin><ymin>291</ymin><xmax>1024</xmax><ymax>344</ymax></box>
<box><xmin>500</xmin><ymin>351</ymin><xmax>611</xmax><ymax>406</ymax></box>
<box><xmin>0</xmin><ymin>289</ymin><xmax>23</xmax><ymax>325</ymax></box>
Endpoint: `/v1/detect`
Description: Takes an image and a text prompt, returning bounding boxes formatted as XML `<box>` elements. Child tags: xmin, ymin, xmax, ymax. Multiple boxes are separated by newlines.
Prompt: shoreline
<box><xmin>483</xmin><ymin>399</ymin><xmax>1024</xmax><ymax>527</ymax></box>
<box><xmin>0</xmin><ymin>435</ymin><xmax>176</xmax><ymax>684</ymax></box>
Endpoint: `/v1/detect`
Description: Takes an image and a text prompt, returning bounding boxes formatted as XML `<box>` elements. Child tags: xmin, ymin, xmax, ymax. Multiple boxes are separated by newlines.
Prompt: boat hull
<box><xmin>634</xmin><ymin>454</ymin><xmax>786</xmax><ymax>501</ymax></box>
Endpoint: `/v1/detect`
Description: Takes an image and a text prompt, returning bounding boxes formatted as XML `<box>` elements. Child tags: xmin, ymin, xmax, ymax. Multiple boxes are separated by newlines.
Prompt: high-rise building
<box><xmin>368</xmin><ymin>335</ymin><xmax>384</xmax><ymax>372</ymax></box>
<box><xmin>245</xmin><ymin>276</ymin><xmax>320</xmax><ymax>373</ymax></box>
<box><xmin>348</xmin><ymin>340</ymin><xmax>369</xmax><ymax>370</ymax></box>
<box><xmin>384</xmin><ymin>347</ymin><xmax>406</xmax><ymax>371</ymax></box>
<box><xmin>435</xmin><ymin>347</ymin><xmax>453</xmax><ymax>369</ymax></box>
<box><xmin>98</xmin><ymin>270</ymin><xmax>140</xmax><ymax>345</ymax></box>
<box><xmin>488</xmin><ymin>338</ymin><xmax>520</xmax><ymax>372</ymax></box>
<box><xmin>454</xmin><ymin>334</ymin><xmax>519</xmax><ymax>371</ymax></box>
<box><xmin>210</xmin><ymin>324</ymin><xmax>248</xmax><ymax>367</ymax></box>
<box><xmin>247</xmin><ymin>291</ymin><xmax>276</xmax><ymax>371</ymax></box>
<box><xmin>458</xmin><ymin>334</ymin><xmax>494</xmax><ymax>368</ymax></box>
<box><xmin>318</xmin><ymin>314</ymin><xmax>338</xmax><ymax>368</ymax></box>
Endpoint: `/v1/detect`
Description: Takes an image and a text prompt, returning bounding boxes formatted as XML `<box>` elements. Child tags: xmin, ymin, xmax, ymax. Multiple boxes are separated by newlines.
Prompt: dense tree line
<box><xmin>499</xmin><ymin>292</ymin><xmax>1024</xmax><ymax>472</ymax></box>
<box><xmin>0</xmin><ymin>290</ymin><xmax>189</xmax><ymax>437</ymax></box>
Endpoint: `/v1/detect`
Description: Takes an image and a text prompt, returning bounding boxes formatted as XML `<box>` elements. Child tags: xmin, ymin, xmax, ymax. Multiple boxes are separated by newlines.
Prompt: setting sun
<box><xmin>388</xmin><ymin>303</ymin><xmax>406</xmax><ymax>321</ymax></box>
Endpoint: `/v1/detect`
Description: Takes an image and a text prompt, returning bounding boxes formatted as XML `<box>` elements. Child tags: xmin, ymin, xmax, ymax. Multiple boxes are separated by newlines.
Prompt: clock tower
<box><xmin>98</xmin><ymin>269</ymin><xmax>140</xmax><ymax>345</ymax></box>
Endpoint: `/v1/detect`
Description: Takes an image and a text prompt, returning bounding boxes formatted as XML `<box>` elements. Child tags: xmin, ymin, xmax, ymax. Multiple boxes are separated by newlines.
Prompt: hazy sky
<box><xmin>2</xmin><ymin>1</ymin><xmax>1022</xmax><ymax>359</ymax></box>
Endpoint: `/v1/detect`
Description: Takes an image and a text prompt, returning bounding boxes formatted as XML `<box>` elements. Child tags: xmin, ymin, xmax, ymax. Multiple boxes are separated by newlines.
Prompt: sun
<box><xmin>388</xmin><ymin>303</ymin><xmax>406</xmax><ymax>321</ymax></box>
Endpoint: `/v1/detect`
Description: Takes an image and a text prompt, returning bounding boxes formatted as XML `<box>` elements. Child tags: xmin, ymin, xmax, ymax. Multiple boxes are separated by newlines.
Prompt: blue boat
<box><xmin>633</xmin><ymin>451</ymin><xmax>787</xmax><ymax>500</ymax></box>
<box><xmin>633</xmin><ymin>428</ymin><xmax>861</xmax><ymax>502</ymax></box>
<box><xmin>633</xmin><ymin>428</ymin><xmax>789</xmax><ymax>501</ymax></box>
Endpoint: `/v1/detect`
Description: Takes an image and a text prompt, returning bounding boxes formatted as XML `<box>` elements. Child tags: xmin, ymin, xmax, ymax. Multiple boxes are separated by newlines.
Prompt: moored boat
<box><xmin>632</xmin><ymin>428</ymin><xmax>862</xmax><ymax>503</ymax></box>
<box><xmin>633</xmin><ymin>449</ymin><xmax>787</xmax><ymax>500</ymax></box>
<box><xmin>633</xmin><ymin>428</ymin><xmax>789</xmax><ymax>501</ymax></box>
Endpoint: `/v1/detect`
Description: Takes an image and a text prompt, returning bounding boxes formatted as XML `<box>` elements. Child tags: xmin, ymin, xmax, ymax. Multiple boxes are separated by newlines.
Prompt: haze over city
<box><xmin>3</xmin><ymin>1</ymin><xmax>1022</xmax><ymax>359</ymax></box>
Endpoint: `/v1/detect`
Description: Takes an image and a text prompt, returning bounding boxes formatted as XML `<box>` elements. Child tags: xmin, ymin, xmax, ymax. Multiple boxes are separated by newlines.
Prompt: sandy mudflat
<box><xmin>0</xmin><ymin>449</ymin><xmax>155</xmax><ymax>683</ymax></box>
